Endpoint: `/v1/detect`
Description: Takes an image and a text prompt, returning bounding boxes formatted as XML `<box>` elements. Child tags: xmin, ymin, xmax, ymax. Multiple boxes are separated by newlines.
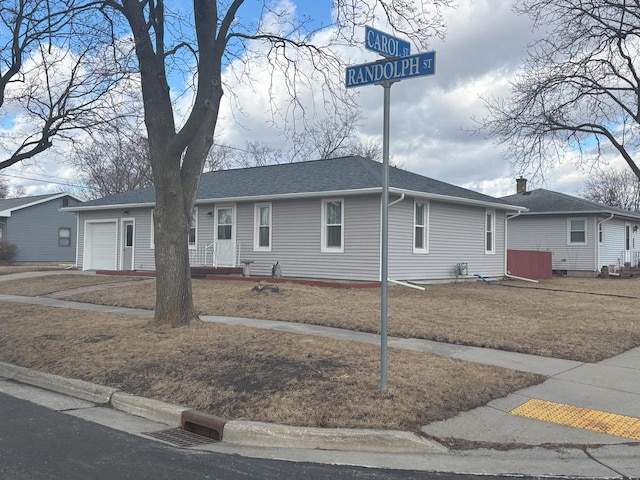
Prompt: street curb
<box><xmin>0</xmin><ymin>362</ymin><xmax>448</xmax><ymax>454</ymax></box>
<box><xmin>111</xmin><ymin>391</ymin><xmax>187</xmax><ymax>427</ymax></box>
<box><xmin>222</xmin><ymin>420</ymin><xmax>448</xmax><ymax>453</ymax></box>
<box><xmin>0</xmin><ymin>362</ymin><xmax>116</xmax><ymax>405</ymax></box>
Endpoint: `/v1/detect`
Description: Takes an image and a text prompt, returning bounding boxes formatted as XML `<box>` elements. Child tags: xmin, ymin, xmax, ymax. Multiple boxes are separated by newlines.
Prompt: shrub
<box><xmin>0</xmin><ymin>240</ymin><xmax>17</xmax><ymax>264</ymax></box>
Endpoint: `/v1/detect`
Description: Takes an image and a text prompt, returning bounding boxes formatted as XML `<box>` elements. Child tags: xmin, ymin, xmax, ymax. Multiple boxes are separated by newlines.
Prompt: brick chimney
<box><xmin>516</xmin><ymin>177</ymin><xmax>527</xmax><ymax>194</ymax></box>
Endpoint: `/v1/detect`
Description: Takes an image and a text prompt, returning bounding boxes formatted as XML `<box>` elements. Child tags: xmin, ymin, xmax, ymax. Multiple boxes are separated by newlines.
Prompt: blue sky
<box><xmin>1</xmin><ymin>0</ymin><xmax>627</xmax><ymax>198</ymax></box>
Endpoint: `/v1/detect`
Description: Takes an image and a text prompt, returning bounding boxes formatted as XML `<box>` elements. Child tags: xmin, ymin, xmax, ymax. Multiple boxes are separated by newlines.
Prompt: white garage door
<box><xmin>86</xmin><ymin>222</ymin><xmax>117</xmax><ymax>270</ymax></box>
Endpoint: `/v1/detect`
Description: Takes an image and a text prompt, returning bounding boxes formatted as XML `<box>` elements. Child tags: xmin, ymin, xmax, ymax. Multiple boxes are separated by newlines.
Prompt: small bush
<box><xmin>0</xmin><ymin>240</ymin><xmax>17</xmax><ymax>264</ymax></box>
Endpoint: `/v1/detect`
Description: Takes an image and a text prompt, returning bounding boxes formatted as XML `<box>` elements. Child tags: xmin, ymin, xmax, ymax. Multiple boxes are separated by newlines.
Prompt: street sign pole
<box><xmin>346</xmin><ymin>27</ymin><xmax>435</xmax><ymax>394</ymax></box>
<box><xmin>380</xmin><ymin>81</ymin><xmax>392</xmax><ymax>393</ymax></box>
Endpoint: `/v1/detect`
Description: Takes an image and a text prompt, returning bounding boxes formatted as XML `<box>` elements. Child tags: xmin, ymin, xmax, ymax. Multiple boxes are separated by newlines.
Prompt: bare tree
<box><xmin>583</xmin><ymin>167</ymin><xmax>640</xmax><ymax>212</ymax></box>
<box><xmin>0</xmin><ymin>0</ymin><xmax>137</xmax><ymax>170</ymax></box>
<box><xmin>214</xmin><ymin>113</ymin><xmax>383</xmax><ymax>170</ymax></box>
<box><xmin>0</xmin><ymin>176</ymin><xmax>8</xmax><ymax>198</ymax></box>
<box><xmin>97</xmin><ymin>0</ymin><xmax>452</xmax><ymax>327</ymax></box>
<box><xmin>72</xmin><ymin>129</ymin><xmax>153</xmax><ymax>199</ymax></box>
<box><xmin>481</xmin><ymin>1</ymin><xmax>640</xmax><ymax>182</ymax></box>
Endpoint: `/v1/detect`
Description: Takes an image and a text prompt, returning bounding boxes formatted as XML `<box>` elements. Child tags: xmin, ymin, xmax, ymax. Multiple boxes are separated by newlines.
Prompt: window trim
<box><xmin>413</xmin><ymin>200</ymin><xmax>429</xmax><ymax>254</ymax></box>
<box><xmin>485</xmin><ymin>210</ymin><xmax>495</xmax><ymax>254</ymax></box>
<box><xmin>254</xmin><ymin>203</ymin><xmax>272</xmax><ymax>252</ymax></box>
<box><xmin>321</xmin><ymin>198</ymin><xmax>344</xmax><ymax>253</ymax></box>
<box><xmin>567</xmin><ymin>217</ymin><xmax>587</xmax><ymax>245</ymax></box>
<box><xmin>58</xmin><ymin>227</ymin><xmax>72</xmax><ymax>247</ymax></box>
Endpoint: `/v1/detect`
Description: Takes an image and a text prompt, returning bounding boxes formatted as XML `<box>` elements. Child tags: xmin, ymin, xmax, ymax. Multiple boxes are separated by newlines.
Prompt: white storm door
<box><xmin>215</xmin><ymin>206</ymin><xmax>235</xmax><ymax>266</ymax></box>
<box><xmin>121</xmin><ymin>220</ymin><xmax>134</xmax><ymax>270</ymax></box>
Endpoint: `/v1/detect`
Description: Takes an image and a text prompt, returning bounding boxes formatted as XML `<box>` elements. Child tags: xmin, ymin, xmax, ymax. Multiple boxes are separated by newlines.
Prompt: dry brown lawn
<box><xmin>0</xmin><ymin>301</ymin><xmax>542</xmax><ymax>432</ymax></box>
<box><xmin>2</xmin><ymin>273</ymin><xmax>635</xmax><ymax>362</ymax></box>
<box><xmin>3</xmin><ymin>269</ymin><xmax>638</xmax><ymax>432</ymax></box>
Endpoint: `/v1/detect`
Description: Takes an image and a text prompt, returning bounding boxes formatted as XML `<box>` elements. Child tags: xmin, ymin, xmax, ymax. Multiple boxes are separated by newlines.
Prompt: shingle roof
<box><xmin>500</xmin><ymin>189</ymin><xmax>640</xmax><ymax>219</ymax></box>
<box><xmin>0</xmin><ymin>193</ymin><xmax>71</xmax><ymax>215</ymax></box>
<box><xmin>73</xmin><ymin>156</ymin><xmax>520</xmax><ymax>209</ymax></box>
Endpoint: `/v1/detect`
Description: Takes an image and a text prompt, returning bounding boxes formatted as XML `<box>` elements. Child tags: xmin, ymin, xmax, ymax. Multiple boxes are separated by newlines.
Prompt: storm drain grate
<box><xmin>143</xmin><ymin>428</ymin><xmax>219</xmax><ymax>448</ymax></box>
<box><xmin>511</xmin><ymin>399</ymin><xmax>640</xmax><ymax>441</ymax></box>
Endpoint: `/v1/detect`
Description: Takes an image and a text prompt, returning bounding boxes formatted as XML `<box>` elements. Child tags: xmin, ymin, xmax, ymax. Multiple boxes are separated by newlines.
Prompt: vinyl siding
<box><xmin>389</xmin><ymin>199</ymin><xmax>506</xmax><ymax>280</ymax></box>
<box><xmin>599</xmin><ymin>219</ymin><xmax>626</xmax><ymax>268</ymax></box>
<box><xmin>507</xmin><ymin>215</ymin><xmax>596</xmax><ymax>272</ymax></box>
<box><xmin>5</xmin><ymin>197</ymin><xmax>79</xmax><ymax>263</ymax></box>
<box><xmin>236</xmin><ymin>195</ymin><xmax>381</xmax><ymax>281</ymax></box>
<box><xmin>76</xmin><ymin>194</ymin><xmax>514</xmax><ymax>281</ymax></box>
<box><xmin>78</xmin><ymin>208</ymin><xmax>156</xmax><ymax>270</ymax></box>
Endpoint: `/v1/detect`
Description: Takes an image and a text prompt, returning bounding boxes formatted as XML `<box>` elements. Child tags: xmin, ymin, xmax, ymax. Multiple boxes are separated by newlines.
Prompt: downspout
<box><xmin>383</xmin><ymin>193</ymin><xmax>426</xmax><ymax>290</ymax></box>
<box><xmin>504</xmin><ymin>211</ymin><xmax>539</xmax><ymax>283</ymax></box>
<box><xmin>596</xmin><ymin>214</ymin><xmax>615</xmax><ymax>273</ymax></box>
<box><xmin>389</xmin><ymin>193</ymin><xmax>405</xmax><ymax>207</ymax></box>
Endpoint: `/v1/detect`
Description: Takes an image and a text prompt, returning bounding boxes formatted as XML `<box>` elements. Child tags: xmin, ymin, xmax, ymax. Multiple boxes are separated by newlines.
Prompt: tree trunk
<box><xmin>150</xmin><ymin>170</ymin><xmax>200</xmax><ymax>328</ymax></box>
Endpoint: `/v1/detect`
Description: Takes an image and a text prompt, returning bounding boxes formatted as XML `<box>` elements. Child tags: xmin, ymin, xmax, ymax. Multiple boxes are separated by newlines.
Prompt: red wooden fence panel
<box><xmin>507</xmin><ymin>250</ymin><xmax>552</xmax><ymax>280</ymax></box>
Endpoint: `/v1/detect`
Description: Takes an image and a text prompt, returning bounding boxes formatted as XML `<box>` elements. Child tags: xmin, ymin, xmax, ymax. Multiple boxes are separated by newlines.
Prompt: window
<box><xmin>188</xmin><ymin>207</ymin><xmax>198</xmax><ymax>248</ymax></box>
<box><xmin>413</xmin><ymin>200</ymin><xmax>429</xmax><ymax>253</ymax></box>
<box><xmin>58</xmin><ymin>227</ymin><xmax>71</xmax><ymax>247</ymax></box>
<box><xmin>217</xmin><ymin>208</ymin><xmax>232</xmax><ymax>240</ymax></box>
<box><xmin>598</xmin><ymin>222</ymin><xmax>604</xmax><ymax>244</ymax></box>
<box><xmin>125</xmin><ymin>223</ymin><xmax>134</xmax><ymax>247</ymax></box>
<box><xmin>254</xmin><ymin>203</ymin><xmax>272</xmax><ymax>251</ymax></box>
<box><xmin>62</xmin><ymin>197</ymin><xmax>69</xmax><ymax>208</ymax></box>
<box><xmin>321</xmin><ymin>199</ymin><xmax>344</xmax><ymax>253</ymax></box>
<box><xmin>568</xmin><ymin>218</ymin><xmax>586</xmax><ymax>244</ymax></box>
<box><xmin>626</xmin><ymin>224</ymin><xmax>631</xmax><ymax>251</ymax></box>
<box><xmin>485</xmin><ymin>210</ymin><xmax>495</xmax><ymax>254</ymax></box>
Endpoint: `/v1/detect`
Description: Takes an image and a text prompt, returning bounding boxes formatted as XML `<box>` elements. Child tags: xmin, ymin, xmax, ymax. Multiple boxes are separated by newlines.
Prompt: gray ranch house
<box><xmin>0</xmin><ymin>193</ymin><xmax>83</xmax><ymax>263</ymax></box>
<box><xmin>501</xmin><ymin>178</ymin><xmax>640</xmax><ymax>276</ymax></box>
<box><xmin>65</xmin><ymin>156</ymin><xmax>525</xmax><ymax>282</ymax></box>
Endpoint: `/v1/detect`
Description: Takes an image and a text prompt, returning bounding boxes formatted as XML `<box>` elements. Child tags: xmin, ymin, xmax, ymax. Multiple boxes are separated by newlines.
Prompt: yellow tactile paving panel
<box><xmin>511</xmin><ymin>399</ymin><xmax>640</xmax><ymax>441</ymax></box>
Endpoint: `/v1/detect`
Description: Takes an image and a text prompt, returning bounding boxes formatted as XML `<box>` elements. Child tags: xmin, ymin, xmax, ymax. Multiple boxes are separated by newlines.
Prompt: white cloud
<box><xmin>2</xmin><ymin>0</ymin><xmax>620</xmax><ymax>200</ymax></box>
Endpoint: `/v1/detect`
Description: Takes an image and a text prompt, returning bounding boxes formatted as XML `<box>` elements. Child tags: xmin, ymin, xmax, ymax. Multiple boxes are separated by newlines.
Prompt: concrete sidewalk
<box><xmin>1</xmin><ymin>274</ymin><xmax>639</xmax><ymax>477</ymax></box>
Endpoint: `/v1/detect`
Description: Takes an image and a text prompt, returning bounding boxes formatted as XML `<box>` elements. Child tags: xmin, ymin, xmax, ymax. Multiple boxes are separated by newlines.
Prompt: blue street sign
<box><xmin>365</xmin><ymin>26</ymin><xmax>411</xmax><ymax>58</ymax></box>
<box><xmin>345</xmin><ymin>51</ymin><xmax>436</xmax><ymax>88</ymax></box>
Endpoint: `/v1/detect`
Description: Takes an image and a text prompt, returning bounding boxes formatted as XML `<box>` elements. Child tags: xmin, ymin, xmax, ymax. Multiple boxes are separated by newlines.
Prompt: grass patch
<box><xmin>0</xmin><ymin>302</ymin><xmax>543</xmax><ymax>431</ymax></box>
<box><xmin>3</xmin><ymin>274</ymin><xmax>635</xmax><ymax>363</ymax></box>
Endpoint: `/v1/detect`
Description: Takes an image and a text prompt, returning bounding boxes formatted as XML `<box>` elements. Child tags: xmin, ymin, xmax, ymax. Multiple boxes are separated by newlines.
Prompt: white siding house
<box><xmin>66</xmin><ymin>156</ymin><xmax>525</xmax><ymax>282</ymax></box>
<box><xmin>502</xmin><ymin>181</ymin><xmax>640</xmax><ymax>277</ymax></box>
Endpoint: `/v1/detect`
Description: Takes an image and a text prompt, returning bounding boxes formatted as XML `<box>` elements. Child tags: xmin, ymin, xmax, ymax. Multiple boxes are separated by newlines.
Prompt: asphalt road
<box><xmin>0</xmin><ymin>392</ymin><xmax>496</xmax><ymax>480</ymax></box>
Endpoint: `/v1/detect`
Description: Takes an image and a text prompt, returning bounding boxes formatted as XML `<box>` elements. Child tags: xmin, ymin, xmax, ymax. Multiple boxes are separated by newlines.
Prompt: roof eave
<box><xmin>390</xmin><ymin>187</ymin><xmax>527</xmax><ymax>211</ymax></box>
<box><xmin>62</xmin><ymin>201</ymin><xmax>156</xmax><ymax>212</ymax></box>
<box><xmin>2</xmin><ymin>192</ymin><xmax>82</xmax><ymax>215</ymax></box>
<box><xmin>63</xmin><ymin>187</ymin><xmax>524</xmax><ymax>212</ymax></box>
<box><xmin>62</xmin><ymin>188</ymin><xmax>384</xmax><ymax>211</ymax></box>
<box><xmin>517</xmin><ymin>210</ymin><xmax>640</xmax><ymax>219</ymax></box>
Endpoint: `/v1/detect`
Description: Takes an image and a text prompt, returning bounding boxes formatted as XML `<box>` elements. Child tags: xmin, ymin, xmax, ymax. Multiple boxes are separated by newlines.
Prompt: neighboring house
<box><xmin>501</xmin><ymin>178</ymin><xmax>640</xmax><ymax>277</ymax></box>
<box><xmin>0</xmin><ymin>193</ymin><xmax>83</xmax><ymax>263</ymax></box>
<box><xmin>64</xmin><ymin>156</ymin><xmax>525</xmax><ymax>282</ymax></box>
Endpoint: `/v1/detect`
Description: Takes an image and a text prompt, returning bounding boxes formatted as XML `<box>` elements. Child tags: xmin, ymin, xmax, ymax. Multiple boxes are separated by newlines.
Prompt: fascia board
<box><xmin>390</xmin><ymin>187</ymin><xmax>528</xmax><ymax>211</ymax></box>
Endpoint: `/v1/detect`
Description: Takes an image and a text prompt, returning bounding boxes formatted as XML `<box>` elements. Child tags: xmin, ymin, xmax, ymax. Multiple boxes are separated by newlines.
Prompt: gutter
<box><xmin>504</xmin><ymin>211</ymin><xmax>539</xmax><ymax>283</ymax></box>
<box><xmin>62</xmin><ymin>186</ymin><xmax>527</xmax><ymax>214</ymax></box>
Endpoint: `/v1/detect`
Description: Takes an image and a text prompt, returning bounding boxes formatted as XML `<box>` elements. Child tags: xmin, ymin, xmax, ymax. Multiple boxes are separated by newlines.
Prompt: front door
<box><xmin>122</xmin><ymin>220</ymin><xmax>134</xmax><ymax>270</ymax></box>
<box><xmin>215</xmin><ymin>206</ymin><xmax>235</xmax><ymax>266</ymax></box>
